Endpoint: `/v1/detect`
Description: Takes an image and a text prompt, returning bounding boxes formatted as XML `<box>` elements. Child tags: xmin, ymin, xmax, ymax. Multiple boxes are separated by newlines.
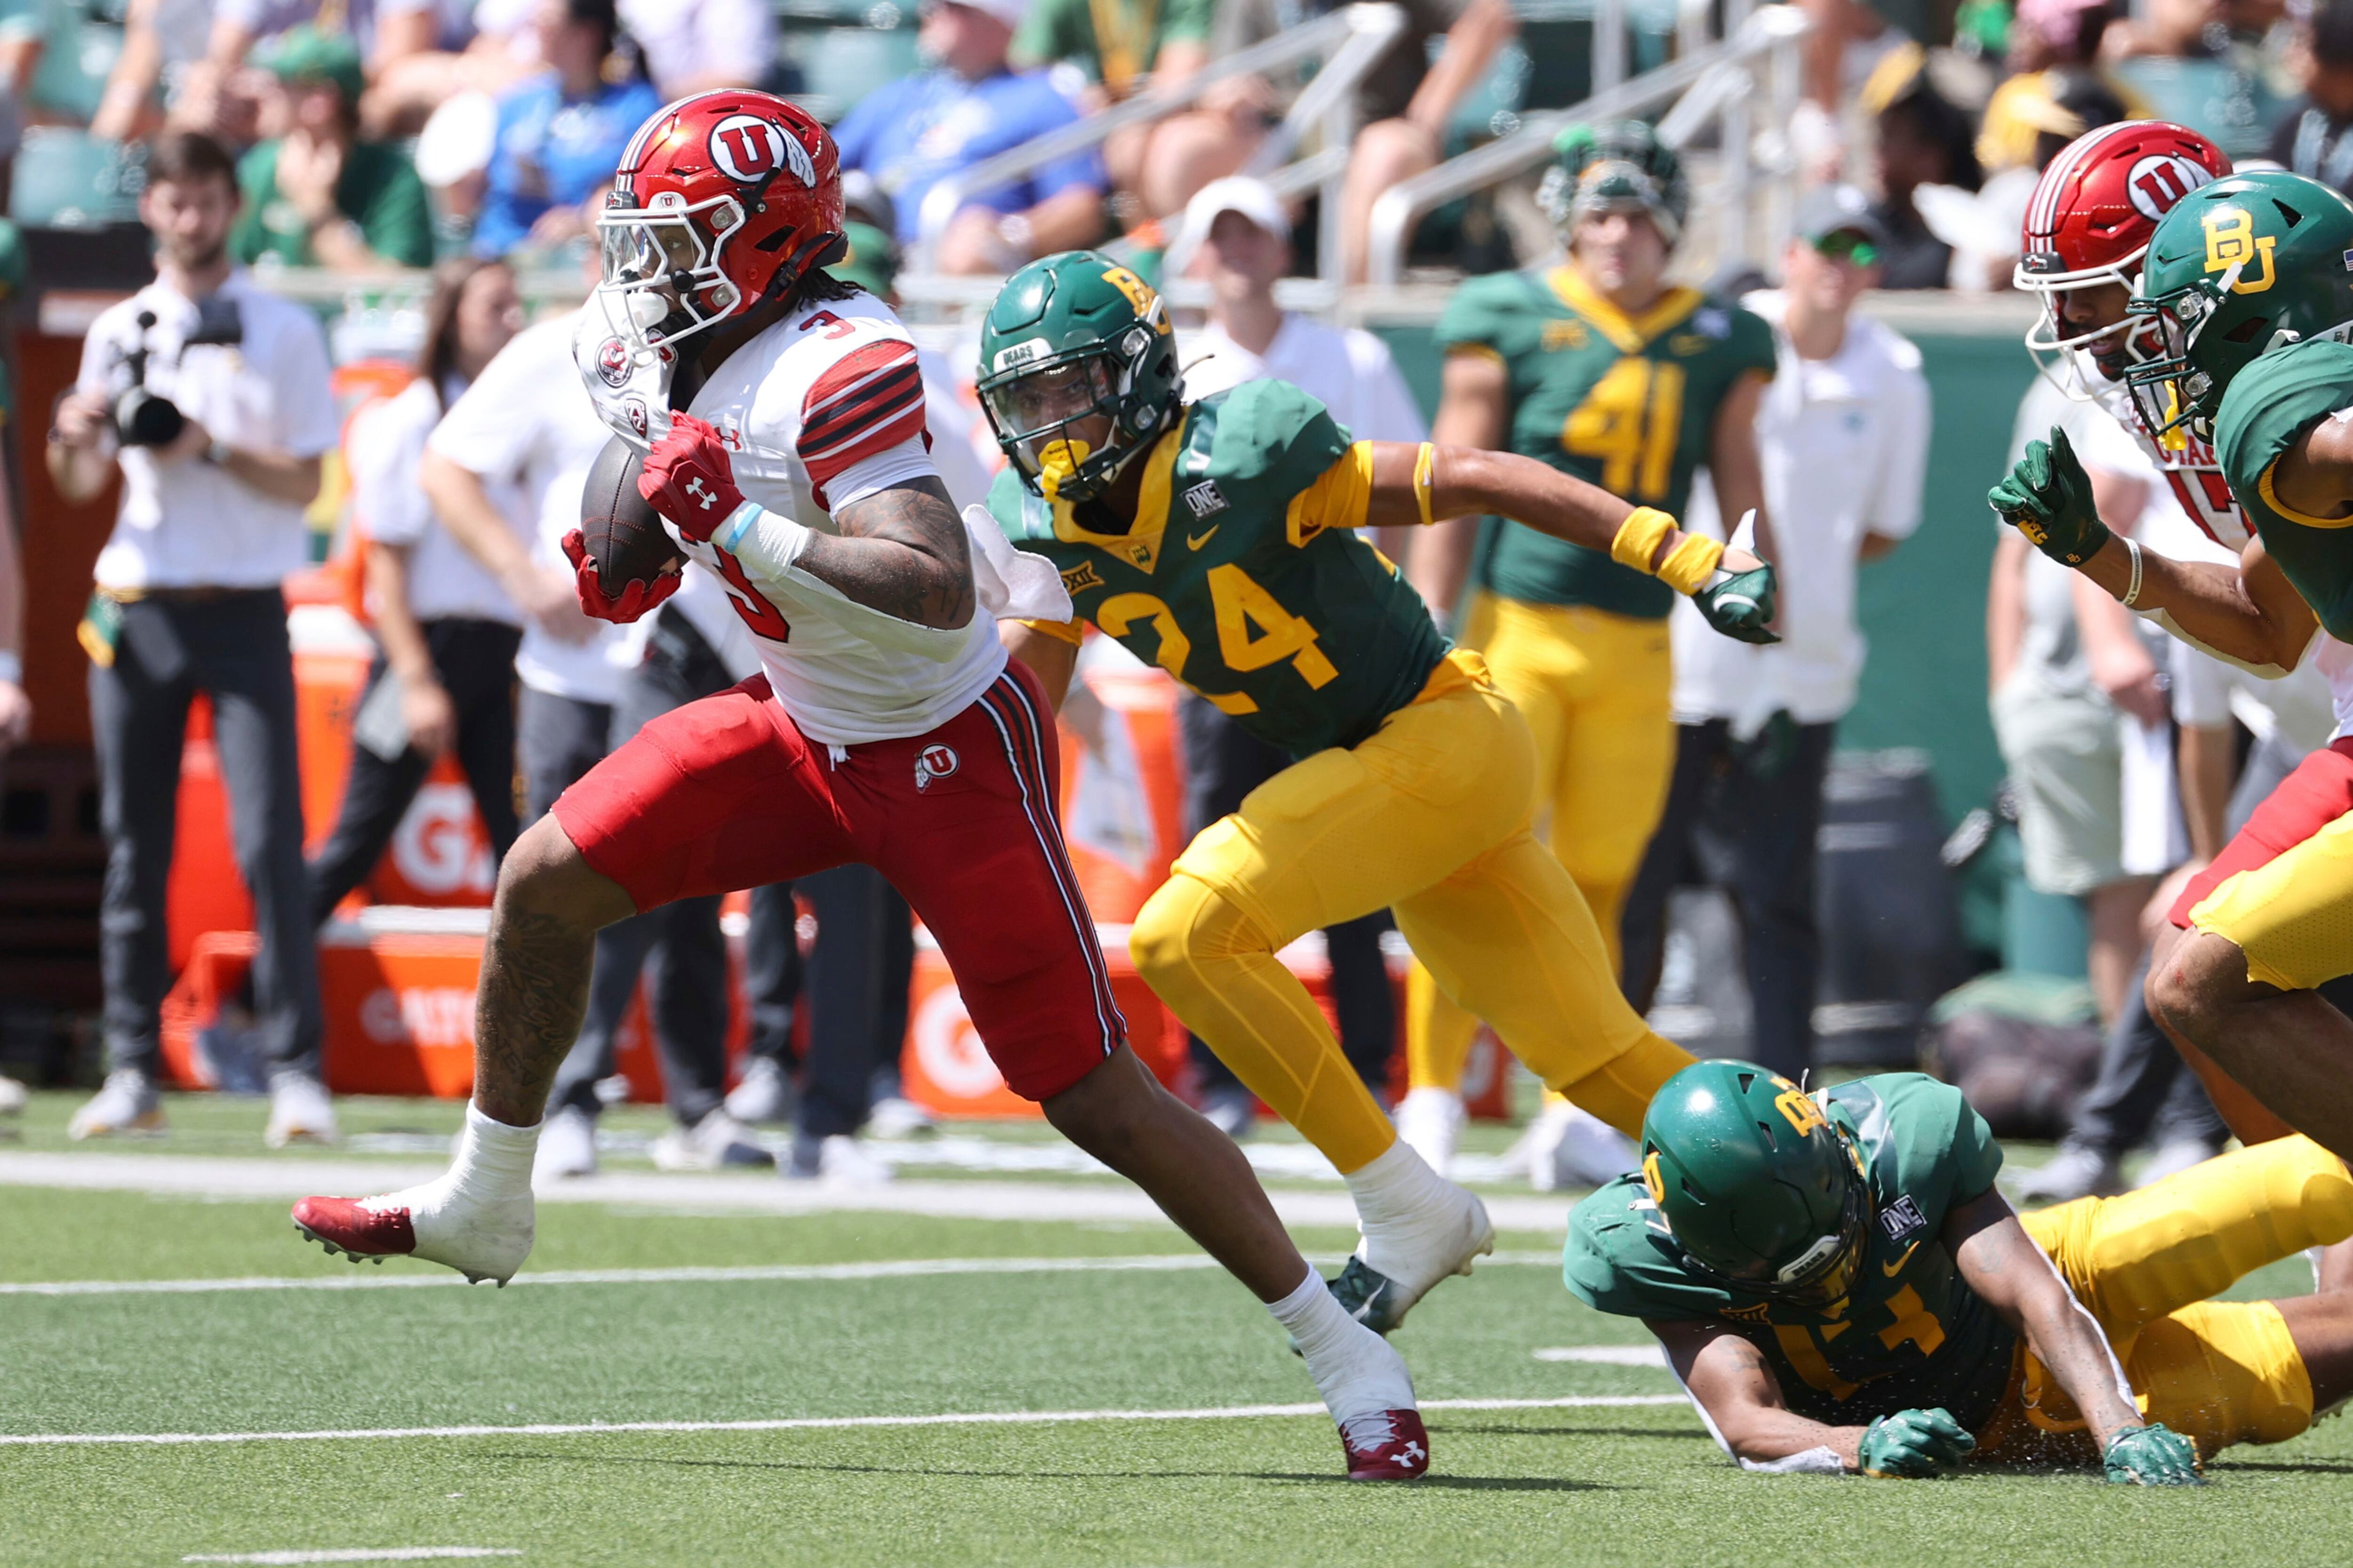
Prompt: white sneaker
<box><xmin>2135</xmin><ymin>1137</ymin><xmax>2224</xmax><ymax>1189</ymax></box>
<box><xmin>1523</xmin><ymin>1100</ymin><xmax>1638</xmax><ymax>1192</ymax></box>
<box><xmin>0</xmin><ymin>1075</ymin><xmax>26</xmax><ymax>1115</ymax></box>
<box><xmin>723</xmin><ymin>1056</ymin><xmax>797</xmax><ymax>1126</ymax></box>
<box><xmin>865</xmin><ymin>1094</ymin><xmax>936</xmax><ymax>1140</ymax></box>
<box><xmin>2017</xmin><ymin>1144</ymin><xmax>2123</xmax><ymax>1205</ymax></box>
<box><xmin>652</xmin><ymin>1108</ymin><xmax>775</xmax><ymax>1170</ymax></box>
<box><xmin>534</xmin><ymin>1106</ymin><xmax>599</xmax><ymax>1182</ymax></box>
<box><xmin>787</xmin><ymin>1132</ymin><xmax>892</xmax><ymax>1185</ymax></box>
<box><xmin>265</xmin><ymin>1072</ymin><xmax>339</xmax><ymax>1148</ymax></box>
<box><xmin>1393</xmin><ymin>1088</ymin><xmax>1466</xmax><ymax>1179</ymax></box>
<box><xmin>68</xmin><ymin>1068</ymin><xmax>164</xmax><ymax>1139</ymax></box>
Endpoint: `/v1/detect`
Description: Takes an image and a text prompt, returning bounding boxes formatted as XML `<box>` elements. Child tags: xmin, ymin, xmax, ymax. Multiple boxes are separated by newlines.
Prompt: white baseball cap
<box><xmin>934</xmin><ymin>0</ymin><xmax>1032</xmax><ymax>31</ymax></box>
<box><xmin>1168</xmin><ymin>176</ymin><xmax>1291</xmax><ymax>273</ymax></box>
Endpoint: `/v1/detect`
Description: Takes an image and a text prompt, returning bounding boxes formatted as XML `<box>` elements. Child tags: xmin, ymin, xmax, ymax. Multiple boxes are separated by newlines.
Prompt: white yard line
<box><xmin>0</xmin><ymin>1251</ymin><xmax>1566</xmax><ymax>1298</ymax></box>
<box><xmin>183</xmin><ymin>1552</ymin><xmax>520</xmax><ymax>1564</ymax></box>
<box><xmin>2</xmin><ymin>1395</ymin><xmax>1691</xmax><ymax>1449</ymax></box>
<box><xmin>0</xmin><ymin>1152</ymin><xmax>1573</xmax><ymax>1232</ymax></box>
<box><xmin>1532</xmin><ymin>1346</ymin><xmax>1669</xmax><ymax>1367</ymax></box>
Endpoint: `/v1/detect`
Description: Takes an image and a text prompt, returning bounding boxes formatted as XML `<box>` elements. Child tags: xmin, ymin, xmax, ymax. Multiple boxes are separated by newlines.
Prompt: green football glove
<box><xmin>1988</xmin><ymin>424</ymin><xmax>2113</xmax><ymax>568</ymax></box>
<box><xmin>1857</xmin><ymin>1407</ymin><xmax>1977</xmax><ymax>1478</ymax></box>
<box><xmin>2103</xmin><ymin>1423</ymin><xmax>2203</xmax><ymax>1487</ymax></box>
<box><xmin>1695</xmin><ymin>562</ymin><xmax>1779</xmax><ymax>645</ymax></box>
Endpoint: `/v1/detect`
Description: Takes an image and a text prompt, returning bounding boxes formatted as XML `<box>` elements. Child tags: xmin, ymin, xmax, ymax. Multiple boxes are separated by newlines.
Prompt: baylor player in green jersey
<box><xmin>1402</xmin><ymin>122</ymin><xmax>1778</xmax><ymax>1128</ymax></box>
<box><xmin>979</xmin><ymin>249</ymin><xmax>1774</xmax><ymax>1339</ymax></box>
<box><xmin>1991</xmin><ymin>169</ymin><xmax>2353</xmax><ymax>1161</ymax></box>
<box><xmin>1569</xmin><ymin>1059</ymin><xmax>2353</xmax><ymax>1480</ymax></box>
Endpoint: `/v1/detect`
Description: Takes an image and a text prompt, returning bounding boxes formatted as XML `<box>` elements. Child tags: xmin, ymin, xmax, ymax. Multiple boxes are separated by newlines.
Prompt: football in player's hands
<box><xmin>580</xmin><ymin>433</ymin><xmax>684</xmax><ymax>597</ymax></box>
<box><xmin>639</xmin><ymin>410</ymin><xmax>744</xmax><ymax>543</ymax></box>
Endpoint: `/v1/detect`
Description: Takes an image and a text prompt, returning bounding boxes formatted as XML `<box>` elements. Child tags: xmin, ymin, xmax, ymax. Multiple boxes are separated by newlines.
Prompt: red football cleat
<box><xmin>291</xmin><ymin>1195</ymin><xmax>415</xmax><ymax>1264</ymax></box>
<box><xmin>1339</xmin><ymin>1408</ymin><xmax>1431</xmax><ymax>1480</ymax></box>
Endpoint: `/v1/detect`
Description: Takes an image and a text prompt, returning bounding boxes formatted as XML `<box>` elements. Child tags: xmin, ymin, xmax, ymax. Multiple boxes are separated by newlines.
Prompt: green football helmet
<box><xmin>1639</xmin><ymin>1058</ymin><xmax>1873</xmax><ymax>1307</ymax></box>
<box><xmin>2126</xmin><ymin>169</ymin><xmax>2353</xmax><ymax>440</ymax></box>
<box><xmin>976</xmin><ymin>250</ymin><xmax>1184</xmax><ymax>504</ymax></box>
<box><xmin>1537</xmin><ymin>120</ymin><xmax>1689</xmax><ymax>246</ymax></box>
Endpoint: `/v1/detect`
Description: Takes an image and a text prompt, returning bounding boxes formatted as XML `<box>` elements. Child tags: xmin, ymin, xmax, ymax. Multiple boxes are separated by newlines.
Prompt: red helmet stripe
<box><xmin>2027</xmin><ymin>119</ymin><xmax>2134</xmax><ymax>240</ymax></box>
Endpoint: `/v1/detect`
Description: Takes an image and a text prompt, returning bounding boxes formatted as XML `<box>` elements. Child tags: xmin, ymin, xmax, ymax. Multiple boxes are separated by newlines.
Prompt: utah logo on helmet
<box><xmin>2016</xmin><ymin>120</ymin><xmax>2225</xmax><ymax>399</ymax></box>
<box><xmin>597</xmin><ymin>90</ymin><xmax>847</xmax><ymax>357</ymax></box>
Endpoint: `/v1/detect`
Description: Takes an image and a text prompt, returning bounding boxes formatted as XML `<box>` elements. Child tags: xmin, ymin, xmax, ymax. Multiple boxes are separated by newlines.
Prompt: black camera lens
<box><xmin>114</xmin><ymin>387</ymin><xmax>185</xmax><ymax>448</ymax></box>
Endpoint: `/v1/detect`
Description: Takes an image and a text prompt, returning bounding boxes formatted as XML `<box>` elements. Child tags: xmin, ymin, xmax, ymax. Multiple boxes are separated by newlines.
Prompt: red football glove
<box><xmin>561</xmin><ymin>527</ymin><xmax>680</xmax><ymax>624</ymax></box>
<box><xmin>639</xmin><ymin>410</ymin><xmax>745</xmax><ymax>543</ymax></box>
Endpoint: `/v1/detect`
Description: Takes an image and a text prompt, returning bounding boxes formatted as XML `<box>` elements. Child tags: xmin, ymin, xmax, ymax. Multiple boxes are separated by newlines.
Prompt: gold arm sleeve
<box><xmin>1018</xmin><ymin>616</ymin><xmax>1087</xmax><ymax>645</ymax></box>
<box><xmin>1285</xmin><ymin>440</ymin><xmax>1377</xmax><ymax>547</ymax></box>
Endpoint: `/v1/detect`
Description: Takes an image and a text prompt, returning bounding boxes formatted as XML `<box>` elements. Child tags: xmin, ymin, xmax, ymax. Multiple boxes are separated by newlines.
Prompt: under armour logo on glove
<box><xmin>640</xmin><ymin>411</ymin><xmax>746</xmax><ymax>543</ymax></box>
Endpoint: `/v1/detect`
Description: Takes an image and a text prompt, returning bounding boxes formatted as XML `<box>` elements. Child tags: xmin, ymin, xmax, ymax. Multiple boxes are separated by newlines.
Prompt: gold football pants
<box><xmin>1128</xmin><ymin>649</ymin><xmax>1693</xmax><ymax>1174</ymax></box>
<box><xmin>1980</xmin><ymin>1135</ymin><xmax>2353</xmax><ymax>1462</ymax></box>
<box><xmin>1405</xmin><ymin>592</ymin><xmax>1676</xmax><ymax>1095</ymax></box>
<box><xmin>2190</xmin><ymin>807</ymin><xmax>2353</xmax><ymax>992</ymax></box>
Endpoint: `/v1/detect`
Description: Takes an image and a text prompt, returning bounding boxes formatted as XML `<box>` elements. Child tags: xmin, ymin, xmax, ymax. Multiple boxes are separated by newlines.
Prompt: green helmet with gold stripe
<box><xmin>1640</xmin><ymin>1058</ymin><xmax>1873</xmax><ymax>1308</ymax></box>
<box><xmin>2127</xmin><ymin>170</ymin><xmax>2353</xmax><ymax>439</ymax></box>
<box><xmin>1538</xmin><ymin>120</ymin><xmax>1689</xmax><ymax>246</ymax></box>
<box><xmin>977</xmin><ymin>250</ymin><xmax>1184</xmax><ymax>504</ymax></box>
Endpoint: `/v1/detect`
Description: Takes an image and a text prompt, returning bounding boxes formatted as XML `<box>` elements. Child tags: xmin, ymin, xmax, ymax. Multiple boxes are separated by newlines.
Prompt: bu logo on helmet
<box><xmin>709</xmin><ymin>113</ymin><xmax>814</xmax><ymax>188</ymax></box>
<box><xmin>915</xmin><ymin>744</ymin><xmax>958</xmax><ymax>791</ymax></box>
<box><xmin>2126</xmin><ymin>153</ymin><xmax>2214</xmax><ymax>222</ymax></box>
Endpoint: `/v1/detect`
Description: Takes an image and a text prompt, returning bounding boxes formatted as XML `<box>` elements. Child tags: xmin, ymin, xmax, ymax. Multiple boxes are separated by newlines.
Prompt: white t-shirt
<box><xmin>1180</xmin><ymin>314</ymin><xmax>1428</xmax><ymax>446</ymax></box>
<box><xmin>615</xmin><ymin>0</ymin><xmax>773</xmax><ymax>97</ymax></box>
<box><xmin>429</xmin><ymin>311</ymin><xmax>637</xmax><ymax>704</ymax></box>
<box><xmin>1672</xmin><ymin>293</ymin><xmax>1929</xmax><ymax>727</ymax></box>
<box><xmin>576</xmin><ymin>291</ymin><xmax>1007</xmax><ymax>745</ymax></box>
<box><xmin>80</xmin><ymin>272</ymin><xmax>341</xmax><ymax>592</ymax></box>
<box><xmin>348</xmin><ymin>376</ymin><xmax>525</xmax><ymax>627</ymax></box>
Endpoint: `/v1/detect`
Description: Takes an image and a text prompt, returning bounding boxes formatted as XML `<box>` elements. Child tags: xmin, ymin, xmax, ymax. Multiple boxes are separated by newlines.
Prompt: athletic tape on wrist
<box><xmin>714</xmin><ymin>499</ymin><xmax>763</xmax><ymax>555</ymax></box>
<box><xmin>1609</xmin><ymin>507</ymin><xmax>1677</xmax><ymax>573</ymax></box>
<box><xmin>1412</xmin><ymin>442</ymin><xmax>1435</xmax><ymax>530</ymax></box>
<box><xmin>2121</xmin><ymin>536</ymin><xmax>2145</xmax><ymax>609</ymax></box>
<box><xmin>1657</xmin><ymin>533</ymin><xmax>1726</xmax><ymax>596</ymax></box>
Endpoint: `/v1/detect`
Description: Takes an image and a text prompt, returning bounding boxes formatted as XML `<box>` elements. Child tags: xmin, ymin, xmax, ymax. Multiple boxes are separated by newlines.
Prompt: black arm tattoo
<box><xmin>801</xmin><ymin>475</ymin><xmax>977</xmax><ymax>630</ymax></box>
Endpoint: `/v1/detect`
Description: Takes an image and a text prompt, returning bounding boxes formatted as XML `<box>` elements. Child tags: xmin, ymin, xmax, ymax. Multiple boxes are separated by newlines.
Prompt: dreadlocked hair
<box><xmin>796</xmin><ymin>271</ymin><xmax>866</xmax><ymax>304</ymax></box>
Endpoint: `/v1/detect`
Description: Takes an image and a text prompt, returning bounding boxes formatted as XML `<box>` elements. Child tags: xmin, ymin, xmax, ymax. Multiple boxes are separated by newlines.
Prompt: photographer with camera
<box><xmin>47</xmin><ymin>132</ymin><xmax>342</xmax><ymax>1147</ymax></box>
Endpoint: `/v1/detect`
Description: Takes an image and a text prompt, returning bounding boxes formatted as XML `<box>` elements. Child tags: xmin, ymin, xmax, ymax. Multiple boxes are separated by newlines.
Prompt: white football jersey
<box><xmin>575</xmin><ymin>292</ymin><xmax>1006</xmax><ymax>746</ymax></box>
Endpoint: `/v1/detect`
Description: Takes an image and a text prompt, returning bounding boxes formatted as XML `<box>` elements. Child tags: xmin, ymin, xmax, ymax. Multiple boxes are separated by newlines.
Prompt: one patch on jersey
<box><xmin>1060</xmin><ymin>560</ymin><xmax>1104</xmax><ymax>596</ymax></box>
<box><xmin>1181</xmin><ymin>480</ymin><xmax>1228</xmax><ymax>520</ymax></box>
<box><xmin>709</xmin><ymin>113</ymin><xmax>814</xmax><ymax>188</ymax></box>
<box><xmin>620</xmin><ymin>396</ymin><xmax>649</xmax><ymax>438</ymax></box>
<box><xmin>1879</xmin><ymin>1195</ymin><xmax>1927</xmax><ymax>1244</ymax></box>
<box><xmin>1692</xmin><ymin>306</ymin><xmax>1732</xmax><ymax>339</ymax></box>
<box><xmin>1541</xmin><ymin>320</ymin><xmax>1590</xmax><ymax>352</ymax></box>
<box><xmin>914</xmin><ymin>744</ymin><xmax>958</xmax><ymax>791</ymax></box>
<box><xmin>1669</xmin><ymin>332</ymin><xmax>1711</xmax><ymax>357</ymax></box>
<box><xmin>596</xmin><ymin>336</ymin><xmax>632</xmax><ymax>387</ymax></box>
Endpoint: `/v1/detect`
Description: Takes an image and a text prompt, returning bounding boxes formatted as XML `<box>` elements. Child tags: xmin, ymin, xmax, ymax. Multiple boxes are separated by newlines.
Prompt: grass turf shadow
<box><xmin>481</xmin><ymin>1449</ymin><xmax>1609</xmax><ymax>1490</ymax></box>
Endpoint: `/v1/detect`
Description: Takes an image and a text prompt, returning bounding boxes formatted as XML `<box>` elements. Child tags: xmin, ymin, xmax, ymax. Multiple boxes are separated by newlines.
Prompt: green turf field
<box><xmin>2</xmin><ymin>1092</ymin><xmax>2345</xmax><ymax>1568</ymax></box>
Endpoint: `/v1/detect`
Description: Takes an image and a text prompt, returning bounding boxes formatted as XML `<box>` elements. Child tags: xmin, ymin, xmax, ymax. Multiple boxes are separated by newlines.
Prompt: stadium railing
<box><xmin>906</xmin><ymin>2</ymin><xmax>1412</xmax><ymax>281</ymax></box>
<box><xmin>1361</xmin><ymin>0</ymin><xmax>1810</xmax><ymax>288</ymax></box>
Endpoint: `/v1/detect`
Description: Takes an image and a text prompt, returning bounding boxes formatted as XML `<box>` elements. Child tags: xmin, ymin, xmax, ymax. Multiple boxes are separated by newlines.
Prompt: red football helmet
<box><xmin>597</xmin><ymin>89</ymin><xmax>847</xmax><ymax>357</ymax></box>
<box><xmin>2016</xmin><ymin>119</ymin><xmax>2226</xmax><ymax>399</ymax></box>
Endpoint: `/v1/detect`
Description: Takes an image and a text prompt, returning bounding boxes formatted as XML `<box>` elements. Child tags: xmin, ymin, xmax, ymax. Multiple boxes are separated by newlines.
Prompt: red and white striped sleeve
<box><xmin>798</xmin><ymin>338</ymin><xmax>930</xmax><ymax>497</ymax></box>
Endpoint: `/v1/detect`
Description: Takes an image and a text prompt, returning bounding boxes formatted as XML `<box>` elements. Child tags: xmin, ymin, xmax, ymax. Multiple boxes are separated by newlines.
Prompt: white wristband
<box><xmin>2121</xmin><ymin>536</ymin><xmax>2145</xmax><ymax>609</ymax></box>
<box><xmin>720</xmin><ymin>500</ymin><xmax>813</xmax><ymax>581</ymax></box>
<box><xmin>0</xmin><ymin>650</ymin><xmax>19</xmax><ymax>686</ymax></box>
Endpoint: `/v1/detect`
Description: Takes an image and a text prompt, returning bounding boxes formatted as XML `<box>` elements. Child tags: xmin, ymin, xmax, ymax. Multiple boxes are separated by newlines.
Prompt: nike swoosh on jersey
<box><xmin>1883</xmin><ymin>1241</ymin><xmax>1920</xmax><ymax>1276</ymax></box>
<box><xmin>1187</xmin><ymin>525</ymin><xmax>1218</xmax><ymax>550</ymax></box>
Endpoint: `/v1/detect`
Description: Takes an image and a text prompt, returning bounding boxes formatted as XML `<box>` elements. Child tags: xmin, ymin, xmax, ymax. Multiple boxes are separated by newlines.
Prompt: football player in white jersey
<box><xmin>291</xmin><ymin>90</ymin><xmax>1432</xmax><ymax>1482</ymax></box>
<box><xmin>2007</xmin><ymin>119</ymin><xmax>2351</xmax><ymax>1153</ymax></box>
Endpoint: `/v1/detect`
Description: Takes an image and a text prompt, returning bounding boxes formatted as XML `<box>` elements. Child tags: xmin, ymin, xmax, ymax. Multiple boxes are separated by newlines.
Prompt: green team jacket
<box><xmin>2213</xmin><ymin>336</ymin><xmax>2353</xmax><ymax>642</ymax></box>
<box><xmin>1436</xmin><ymin>267</ymin><xmax>1776</xmax><ymax>619</ymax></box>
<box><xmin>989</xmin><ymin>379</ymin><xmax>1450</xmax><ymax>757</ymax></box>
<box><xmin>1564</xmin><ymin>1073</ymin><xmax>2016</xmax><ymax>1430</ymax></box>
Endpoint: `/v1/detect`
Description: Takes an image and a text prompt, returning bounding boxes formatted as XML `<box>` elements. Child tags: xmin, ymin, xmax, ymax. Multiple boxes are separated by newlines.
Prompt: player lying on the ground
<box><xmin>288</xmin><ymin>90</ymin><xmax>1433</xmax><ymax>1482</ymax></box>
<box><xmin>1992</xmin><ymin>168</ymin><xmax>2353</xmax><ymax>1160</ymax></box>
<box><xmin>978</xmin><ymin>251</ymin><xmax>1776</xmax><ymax>1336</ymax></box>
<box><xmin>1567</xmin><ymin>1058</ymin><xmax>2353</xmax><ymax>1480</ymax></box>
